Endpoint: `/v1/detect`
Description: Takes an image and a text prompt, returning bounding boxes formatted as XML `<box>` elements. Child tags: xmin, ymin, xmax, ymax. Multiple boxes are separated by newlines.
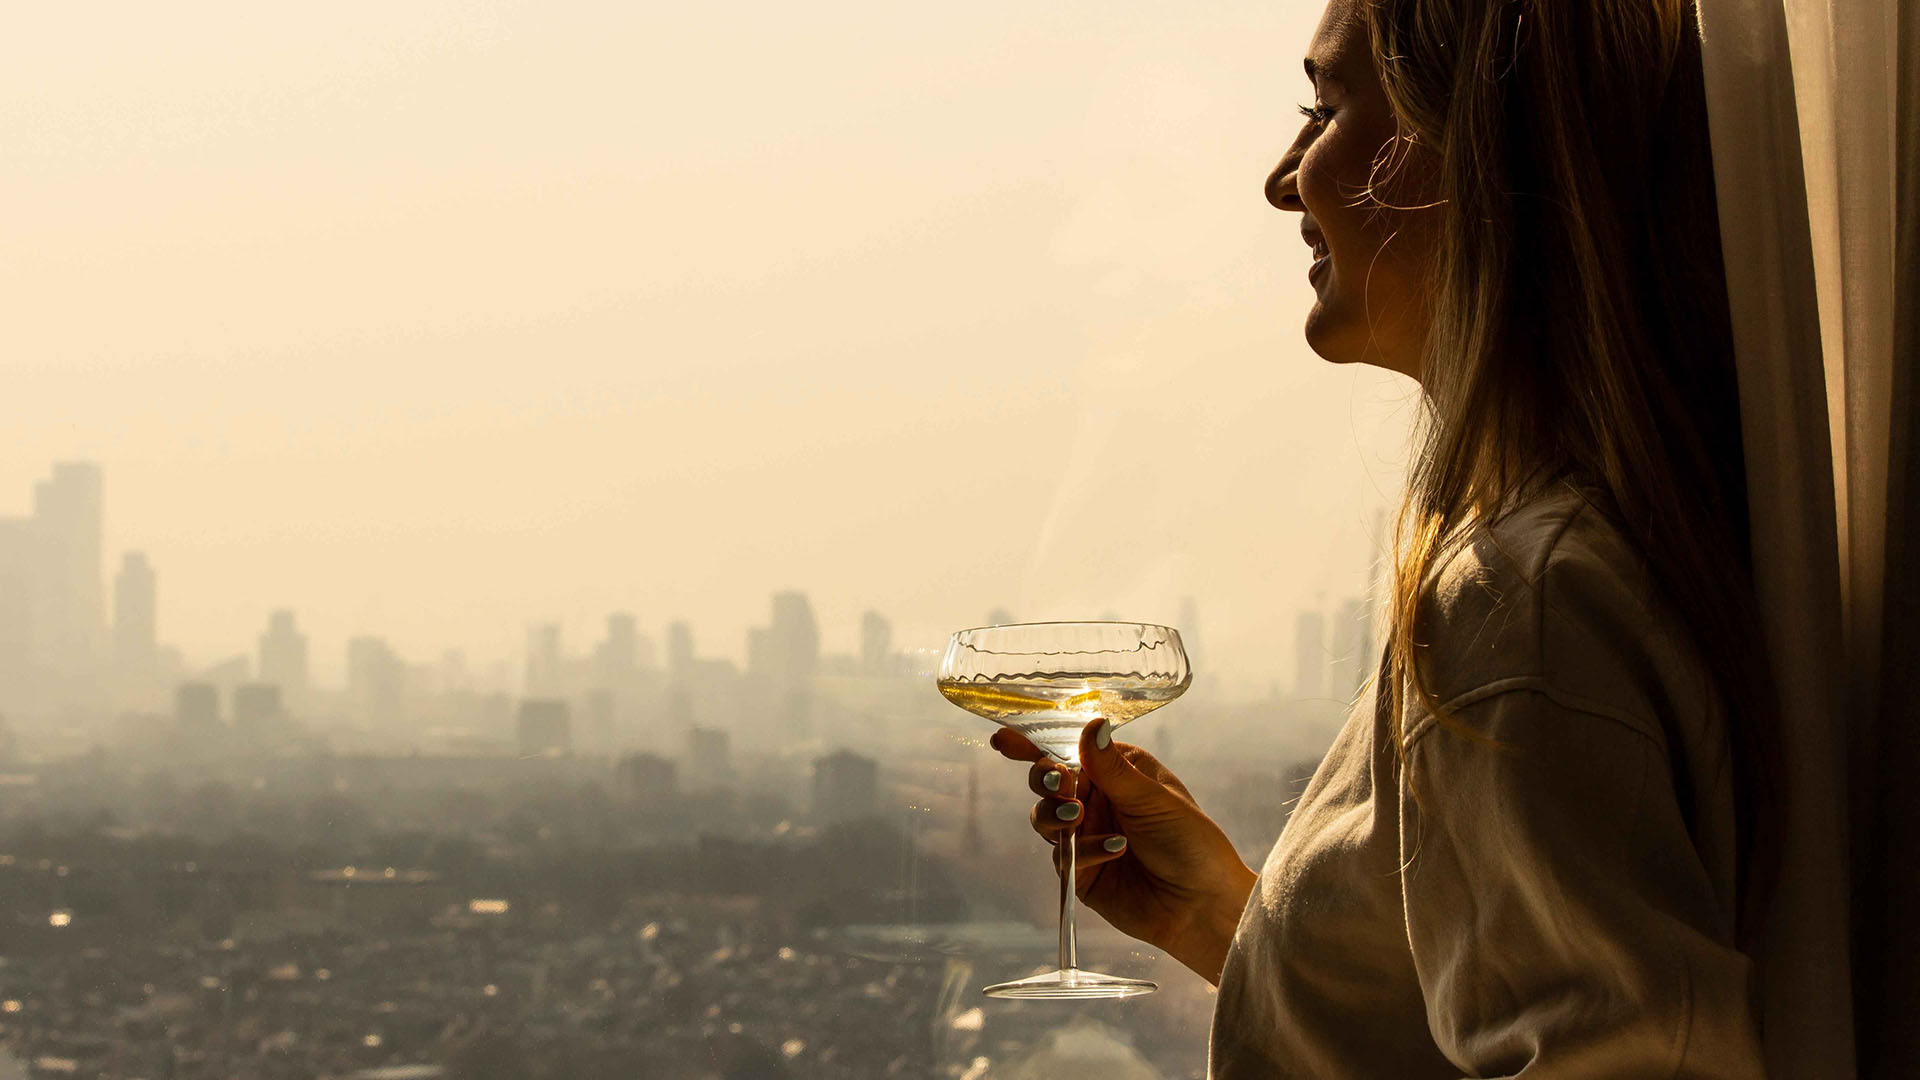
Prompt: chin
<box><xmin>1301</xmin><ymin>309</ymin><xmax>1353</xmax><ymax>365</ymax></box>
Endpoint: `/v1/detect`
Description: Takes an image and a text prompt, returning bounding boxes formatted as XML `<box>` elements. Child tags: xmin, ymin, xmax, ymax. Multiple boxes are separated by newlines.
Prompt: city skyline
<box><xmin>0</xmin><ymin>458</ymin><xmax>1383</xmax><ymax>735</ymax></box>
<box><xmin>0</xmin><ymin>457</ymin><xmax>1394</xmax><ymax>701</ymax></box>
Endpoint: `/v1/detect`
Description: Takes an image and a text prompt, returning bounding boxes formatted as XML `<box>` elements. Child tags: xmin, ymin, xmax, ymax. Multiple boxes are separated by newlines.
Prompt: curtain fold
<box><xmin>1696</xmin><ymin>0</ymin><xmax>1917</xmax><ymax>1074</ymax></box>
<box><xmin>1856</xmin><ymin>0</ymin><xmax>1920</xmax><ymax>1072</ymax></box>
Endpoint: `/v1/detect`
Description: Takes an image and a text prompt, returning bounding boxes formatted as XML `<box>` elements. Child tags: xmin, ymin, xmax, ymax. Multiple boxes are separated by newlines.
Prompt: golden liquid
<box><xmin>937</xmin><ymin>676</ymin><xmax>1183</xmax><ymax>765</ymax></box>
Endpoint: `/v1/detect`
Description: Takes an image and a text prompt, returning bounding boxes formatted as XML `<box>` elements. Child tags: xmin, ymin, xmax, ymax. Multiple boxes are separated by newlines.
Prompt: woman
<box><xmin>992</xmin><ymin>0</ymin><xmax>1780</xmax><ymax>1075</ymax></box>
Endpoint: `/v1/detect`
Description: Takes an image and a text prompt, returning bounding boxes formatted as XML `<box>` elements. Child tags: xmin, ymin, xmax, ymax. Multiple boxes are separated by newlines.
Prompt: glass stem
<box><xmin>1059</xmin><ymin>780</ymin><xmax>1080</xmax><ymax>975</ymax></box>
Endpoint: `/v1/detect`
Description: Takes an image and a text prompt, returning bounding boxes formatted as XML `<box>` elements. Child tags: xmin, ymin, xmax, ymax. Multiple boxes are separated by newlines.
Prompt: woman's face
<box><xmin>1266</xmin><ymin>0</ymin><xmax>1438</xmax><ymax>381</ymax></box>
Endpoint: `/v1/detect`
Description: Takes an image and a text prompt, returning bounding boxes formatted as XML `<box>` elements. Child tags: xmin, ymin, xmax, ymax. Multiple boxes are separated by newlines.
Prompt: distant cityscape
<box><xmin>0</xmin><ymin>460</ymin><xmax>1379</xmax><ymax>1079</ymax></box>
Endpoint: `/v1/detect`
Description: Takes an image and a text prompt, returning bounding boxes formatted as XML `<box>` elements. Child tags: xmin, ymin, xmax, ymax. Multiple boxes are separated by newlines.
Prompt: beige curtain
<box><xmin>1695</xmin><ymin>0</ymin><xmax>1918</xmax><ymax>1075</ymax></box>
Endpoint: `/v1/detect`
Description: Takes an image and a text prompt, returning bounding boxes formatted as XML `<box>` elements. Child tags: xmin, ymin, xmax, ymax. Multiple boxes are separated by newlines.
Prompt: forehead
<box><xmin>1305</xmin><ymin>0</ymin><xmax>1368</xmax><ymax>85</ymax></box>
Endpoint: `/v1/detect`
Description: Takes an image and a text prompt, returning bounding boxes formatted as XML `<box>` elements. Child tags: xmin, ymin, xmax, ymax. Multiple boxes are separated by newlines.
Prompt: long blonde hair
<box><xmin>1361</xmin><ymin>0</ymin><xmax>1782</xmax><ymax>949</ymax></box>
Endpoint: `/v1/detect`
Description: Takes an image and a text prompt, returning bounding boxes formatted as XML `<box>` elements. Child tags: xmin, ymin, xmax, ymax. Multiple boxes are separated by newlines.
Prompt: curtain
<box><xmin>1694</xmin><ymin>0</ymin><xmax>1917</xmax><ymax>1075</ymax></box>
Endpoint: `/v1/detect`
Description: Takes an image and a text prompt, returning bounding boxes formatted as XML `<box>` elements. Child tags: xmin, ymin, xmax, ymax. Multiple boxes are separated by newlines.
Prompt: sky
<box><xmin>1</xmin><ymin>0</ymin><xmax>1416</xmax><ymax>694</ymax></box>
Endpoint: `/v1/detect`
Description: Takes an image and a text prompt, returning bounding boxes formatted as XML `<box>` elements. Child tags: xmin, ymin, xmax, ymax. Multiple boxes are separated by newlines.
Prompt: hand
<box><xmin>991</xmin><ymin>717</ymin><xmax>1258</xmax><ymax>985</ymax></box>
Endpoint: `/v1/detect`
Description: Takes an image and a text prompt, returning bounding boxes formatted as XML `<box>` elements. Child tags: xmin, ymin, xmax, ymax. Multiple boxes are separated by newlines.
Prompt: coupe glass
<box><xmin>936</xmin><ymin>620</ymin><xmax>1190</xmax><ymax>999</ymax></box>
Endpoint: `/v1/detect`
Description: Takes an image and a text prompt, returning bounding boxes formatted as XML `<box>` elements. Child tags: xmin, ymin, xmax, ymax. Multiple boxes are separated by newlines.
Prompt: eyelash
<box><xmin>1297</xmin><ymin>102</ymin><xmax>1332</xmax><ymax>124</ymax></box>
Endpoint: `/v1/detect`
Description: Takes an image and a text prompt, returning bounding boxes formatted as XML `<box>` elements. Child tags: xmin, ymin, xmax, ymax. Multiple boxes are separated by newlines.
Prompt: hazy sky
<box><xmin>2</xmin><ymin>0</ymin><xmax>1415</xmax><ymax>693</ymax></box>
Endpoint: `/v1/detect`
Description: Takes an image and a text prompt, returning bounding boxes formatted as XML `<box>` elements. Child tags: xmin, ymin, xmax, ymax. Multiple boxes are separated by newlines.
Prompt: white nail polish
<box><xmin>1055</xmin><ymin>802</ymin><xmax>1080</xmax><ymax>821</ymax></box>
<box><xmin>1103</xmin><ymin>835</ymin><xmax>1127</xmax><ymax>853</ymax></box>
<box><xmin>1042</xmin><ymin>771</ymin><xmax>1061</xmax><ymax>791</ymax></box>
<box><xmin>1095</xmin><ymin>720</ymin><xmax>1112</xmax><ymax>751</ymax></box>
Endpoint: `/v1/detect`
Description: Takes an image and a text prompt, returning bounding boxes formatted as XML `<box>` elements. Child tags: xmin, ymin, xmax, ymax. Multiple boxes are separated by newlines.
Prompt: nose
<box><xmin>1266</xmin><ymin>145</ymin><xmax>1304</xmax><ymax>212</ymax></box>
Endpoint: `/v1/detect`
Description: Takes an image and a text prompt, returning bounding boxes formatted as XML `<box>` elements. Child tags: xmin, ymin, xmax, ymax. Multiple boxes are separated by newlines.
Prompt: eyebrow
<box><xmin>1304</xmin><ymin>57</ymin><xmax>1343</xmax><ymax>87</ymax></box>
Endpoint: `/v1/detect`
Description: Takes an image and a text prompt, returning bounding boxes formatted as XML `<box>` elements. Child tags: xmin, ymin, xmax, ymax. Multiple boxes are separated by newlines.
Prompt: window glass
<box><xmin>1</xmin><ymin>2</ymin><xmax>1410</xmax><ymax>1076</ymax></box>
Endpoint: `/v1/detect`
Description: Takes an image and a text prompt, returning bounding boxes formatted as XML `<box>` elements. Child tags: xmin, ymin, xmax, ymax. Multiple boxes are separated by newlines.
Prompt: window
<box><xmin>0</xmin><ymin>3</ymin><xmax>1406</xmax><ymax>1076</ymax></box>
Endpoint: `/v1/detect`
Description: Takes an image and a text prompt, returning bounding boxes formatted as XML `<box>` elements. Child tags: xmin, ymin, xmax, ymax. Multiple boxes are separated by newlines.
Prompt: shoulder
<box><xmin>1409</xmin><ymin>479</ymin><xmax>1708</xmax><ymax>743</ymax></box>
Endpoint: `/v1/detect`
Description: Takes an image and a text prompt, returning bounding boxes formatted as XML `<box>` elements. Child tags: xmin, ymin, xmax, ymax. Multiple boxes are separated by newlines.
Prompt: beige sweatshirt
<box><xmin>1208</xmin><ymin>480</ymin><xmax>1766</xmax><ymax>1078</ymax></box>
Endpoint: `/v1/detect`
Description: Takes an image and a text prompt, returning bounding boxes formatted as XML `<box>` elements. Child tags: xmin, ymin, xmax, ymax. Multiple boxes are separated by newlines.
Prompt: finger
<box><xmin>990</xmin><ymin>727</ymin><xmax>1046</xmax><ymax>762</ymax></box>
<box><xmin>1077</xmin><ymin>719</ymin><xmax>1168</xmax><ymax>804</ymax></box>
<box><xmin>1027</xmin><ymin>761</ymin><xmax>1077</xmax><ymax>800</ymax></box>
<box><xmin>1051</xmin><ymin>832</ymin><xmax>1129</xmax><ymax>878</ymax></box>
<box><xmin>1028</xmin><ymin>796</ymin><xmax>1084</xmax><ymax>842</ymax></box>
<box><xmin>1070</xmin><ymin>833</ymin><xmax>1130</xmax><ymax>872</ymax></box>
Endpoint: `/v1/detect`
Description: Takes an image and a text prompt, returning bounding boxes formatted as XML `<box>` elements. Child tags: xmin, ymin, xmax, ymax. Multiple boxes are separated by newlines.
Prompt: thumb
<box><xmin>1078</xmin><ymin>718</ymin><xmax>1169</xmax><ymax>807</ymax></box>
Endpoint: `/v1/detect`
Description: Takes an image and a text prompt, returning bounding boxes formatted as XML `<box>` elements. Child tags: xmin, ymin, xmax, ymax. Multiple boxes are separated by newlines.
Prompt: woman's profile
<box><xmin>991</xmin><ymin>0</ymin><xmax>1779</xmax><ymax>1074</ymax></box>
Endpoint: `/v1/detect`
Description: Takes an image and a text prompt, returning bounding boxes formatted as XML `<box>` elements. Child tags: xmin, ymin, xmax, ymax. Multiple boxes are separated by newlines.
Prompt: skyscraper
<box><xmin>29</xmin><ymin>462</ymin><xmax>105</xmax><ymax>673</ymax></box>
<box><xmin>748</xmin><ymin>592</ymin><xmax>820</xmax><ymax>686</ymax></box>
<box><xmin>1294</xmin><ymin>610</ymin><xmax>1326</xmax><ymax>700</ymax></box>
<box><xmin>1327</xmin><ymin>597</ymin><xmax>1371</xmax><ymax>702</ymax></box>
<box><xmin>594</xmin><ymin>612</ymin><xmax>644</xmax><ymax>691</ymax></box>
<box><xmin>347</xmin><ymin>636</ymin><xmax>405</xmax><ymax>722</ymax></box>
<box><xmin>257</xmin><ymin>609</ymin><xmax>309</xmax><ymax>703</ymax></box>
<box><xmin>524</xmin><ymin>623</ymin><xmax>562</xmax><ymax>696</ymax></box>
<box><xmin>113</xmin><ymin>552</ymin><xmax>157</xmax><ymax>676</ymax></box>
<box><xmin>748</xmin><ymin>592</ymin><xmax>820</xmax><ymax>743</ymax></box>
<box><xmin>859</xmin><ymin>610</ymin><xmax>892</xmax><ymax>676</ymax></box>
<box><xmin>666</xmin><ymin>621</ymin><xmax>694</xmax><ymax>681</ymax></box>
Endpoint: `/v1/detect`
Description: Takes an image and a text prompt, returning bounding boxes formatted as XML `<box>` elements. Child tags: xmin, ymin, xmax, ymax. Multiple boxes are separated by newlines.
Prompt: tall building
<box><xmin>1327</xmin><ymin>597</ymin><xmax>1371</xmax><ymax>702</ymax></box>
<box><xmin>1294</xmin><ymin>610</ymin><xmax>1326</xmax><ymax>700</ymax></box>
<box><xmin>859</xmin><ymin>610</ymin><xmax>892</xmax><ymax>675</ymax></box>
<box><xmin>113</xmin><ymin>552</ymin><xmax>157</xmax><ymax>676</ymax></box>
<box><xmin>28</xmin><ymin>462</ymin><xmax>105</xmax><ymax>672</ymax></box>
<box><xmin>747</xmin><ymin>593</ymin><xmax>819</xmax><ymax>683</ymax></box>
<box><xmin>811</xmin><ymin>749</ymin><xmax>879</xmax><ymax>825</ymax></box>
<box><xmin>767</xmin><ymin>592</ymin><xmax>820</xmax><ymax>681</ymax></box>
<box><xmin>741</xmin><ymin>594</ymin><xmax>820</xmax><ymax>744</ymax></box>
<box><xmin>257</xmin><ymin>609</ymin><xmax>309</xmax><ymax>703</ymax></box>
<box><xmin>593</xmin><ymin>612</ymin><xmax>655</xmax><ymax>690</ymax></box>
<box><xmin>666</xmin><ymin>621</ymin><xmax>694</xmax><ymax>679</ymax></box>
<box><xmin>524</xmin><ymin>623</ymin><xmax>562</xmax><ymax>696</ymax></box>
<box><xmin>515</xmin><ymin>699</ymin><xmax>571</xmax><ymax>758</ymax></box>
<box><xmin>346</xmin><ymin>636</ymin><xmax>405</xmax><ymax>723</ymax></box>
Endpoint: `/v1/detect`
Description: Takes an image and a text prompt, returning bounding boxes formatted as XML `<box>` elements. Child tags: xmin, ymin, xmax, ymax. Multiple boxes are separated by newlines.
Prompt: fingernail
<box><xmin>1055</xmin><ymin>802</ymin><xmax>1081</xmax><ymax>822</ymax></box>
<box><xmin>1102</xmin><ymin>835</ymin><xmax>1127</xmax><ymax>853</ymax></box>
<box><xmin>1042</xmin><ymin>771</ymin><xmax>1061</xmax><ymax>792</ymax></box>
<box><xmin>1095</xmin><ymin>720</ymin><xmax>1112</xmax><ymax>751</ymax></box>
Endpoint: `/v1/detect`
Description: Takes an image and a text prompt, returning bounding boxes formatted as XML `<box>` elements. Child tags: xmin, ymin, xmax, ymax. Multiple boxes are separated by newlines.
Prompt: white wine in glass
<box><xmin>936</xmin><ymin>620</ymin><xmax>1190</xmax><ymax>1000</ymax></box>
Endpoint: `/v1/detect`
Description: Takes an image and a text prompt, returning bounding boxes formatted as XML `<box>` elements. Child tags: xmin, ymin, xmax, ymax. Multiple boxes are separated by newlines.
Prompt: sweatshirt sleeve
<box><xmin>1398</xmin><ymin>687</ymin><xmax>1766</xmax><ymax>1078</ymax></box>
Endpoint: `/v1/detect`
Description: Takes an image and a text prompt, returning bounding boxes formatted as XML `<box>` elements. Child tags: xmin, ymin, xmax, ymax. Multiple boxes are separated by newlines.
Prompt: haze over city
<box><xmin>4</xmin><ymin>0</ymin><xmax>1410</xmax><ymax>694</ymax></box>
<box><xmin>0</xmin><ymin>2</ymin><xmax>1435</xmax><ymax>1076</ymax></box>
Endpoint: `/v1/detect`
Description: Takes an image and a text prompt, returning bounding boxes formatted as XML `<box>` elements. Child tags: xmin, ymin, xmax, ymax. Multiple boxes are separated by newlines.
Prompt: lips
<box><xmin>1304</xmin><ymin>227</ymin><xmax>1330</xmax><ymax>284</ymax></box>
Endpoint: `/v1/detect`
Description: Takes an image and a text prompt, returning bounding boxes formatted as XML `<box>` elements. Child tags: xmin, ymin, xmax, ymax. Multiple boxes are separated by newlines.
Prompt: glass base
<box><xmin>982</xmin><ymin>967</ymin><xmax>1157</xmax><ymax>1000</ymax></box>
